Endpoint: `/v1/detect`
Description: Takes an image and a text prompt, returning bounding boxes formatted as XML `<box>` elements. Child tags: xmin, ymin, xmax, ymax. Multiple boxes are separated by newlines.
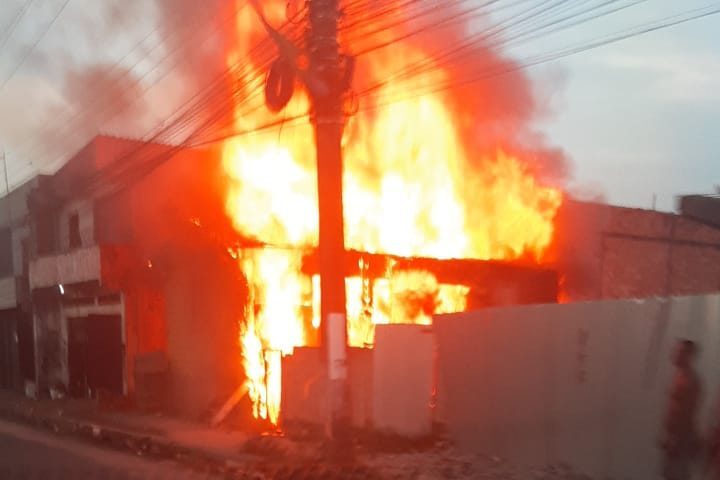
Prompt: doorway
<box><xmin>67</xmin><ymin>314</ymin><xmax>124</xmax><ymax>397</ymax></box>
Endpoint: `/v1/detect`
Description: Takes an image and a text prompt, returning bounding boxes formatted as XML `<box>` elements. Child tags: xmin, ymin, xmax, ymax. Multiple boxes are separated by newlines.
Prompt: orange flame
<box><xmin>223</xmin><ymin>1</ymin><xmax>562</xmax><ymax>425</ymax></box>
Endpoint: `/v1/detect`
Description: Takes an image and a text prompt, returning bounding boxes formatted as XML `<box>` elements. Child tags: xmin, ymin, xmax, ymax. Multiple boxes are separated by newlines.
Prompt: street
<box><xmin>0</xmin><ymin>419</ymin><xmax>217</xmax><ymax>479</ymax></box>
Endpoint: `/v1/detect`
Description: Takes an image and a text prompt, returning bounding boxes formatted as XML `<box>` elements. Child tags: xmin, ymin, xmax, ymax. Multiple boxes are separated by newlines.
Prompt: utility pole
<box><xmin>1</xmin><ymin>150</ymin><xmax>9</xmax><ymax>196</ymax></box>
<box><xmin>253</xmin><ymin>0</ymin><xmax>351</xmax><ymax>445</ymax></box>
<box><xmin>1</xmin><ymin>150</ymin><xmax>12</xmax><ymax>224</ymax></box>
<box><xmin>307</xmin><ymin>0</ymin><xmax>350</xmax><ymax>446</ymax></box>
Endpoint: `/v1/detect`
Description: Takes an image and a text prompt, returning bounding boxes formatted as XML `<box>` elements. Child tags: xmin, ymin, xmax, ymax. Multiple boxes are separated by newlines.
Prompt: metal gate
<box><xmin>68</xmin><ymin>314</ymin><xmax>124</xmax><ymax>396</ymax></box>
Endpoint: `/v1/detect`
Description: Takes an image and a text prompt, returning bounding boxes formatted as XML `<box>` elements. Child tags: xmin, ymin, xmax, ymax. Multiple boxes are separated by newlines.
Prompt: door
<box><xmin>0</xmin><ymin>309</ymin><xmax>18</xmax><ymax>389</ymax></box>
<box><xmin>17</xmin><ymin>313</ymin><xmax>34</xmax><ymax>382</ymax></box>
<box><xmin>86</xmin><ymin>314</ymin><xmax>124</xmax><ymax>395</ymax></box>
<box><xmin>67</xmin><ymin>314</ymin><xmax>124</xmax><ymax>396</ymax></box>
<box><xmin>67</xmin><ymin>316</ymin><xmax>89</xmax><ymax>396</ymax></box>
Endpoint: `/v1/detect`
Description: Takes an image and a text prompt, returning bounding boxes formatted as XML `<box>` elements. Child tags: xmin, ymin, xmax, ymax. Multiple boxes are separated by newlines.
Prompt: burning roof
<box><xmin>220</xmin><ymin>1</ymin><xmax>566</xmax><ymax>425</ymax></box>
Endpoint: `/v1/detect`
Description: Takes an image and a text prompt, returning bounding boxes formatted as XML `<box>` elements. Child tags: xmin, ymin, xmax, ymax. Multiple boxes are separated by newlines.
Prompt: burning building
<box><xmin>24</xmin><ymin>136</ymin><xmax>245</xmax><ymax>416</ymax></box>
<box><xmin>220</xmin><ymin>1</ymin><xmax>564</xmax><ymax>426</ymax></box>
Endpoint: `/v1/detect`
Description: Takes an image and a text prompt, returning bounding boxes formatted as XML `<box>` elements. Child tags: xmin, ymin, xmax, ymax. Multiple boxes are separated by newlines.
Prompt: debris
<box><xmin>211</xmin><ymin>384</ymin><xmax>249</xmax><ymax>427</ymax></box>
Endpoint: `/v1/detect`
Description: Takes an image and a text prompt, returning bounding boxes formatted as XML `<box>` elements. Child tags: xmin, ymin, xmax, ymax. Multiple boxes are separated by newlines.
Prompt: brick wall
<box><xmin>554</xmin><ymin>199</ymin><xmax>720</xmax><ymax>301</ymax></box>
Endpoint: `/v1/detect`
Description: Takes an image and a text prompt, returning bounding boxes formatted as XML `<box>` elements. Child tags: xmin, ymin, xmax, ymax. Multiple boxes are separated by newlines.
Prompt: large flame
<box><xmin>223</xmin><ymin>1</ymin><xmax>562</xmax><ymax>425</ymax></box>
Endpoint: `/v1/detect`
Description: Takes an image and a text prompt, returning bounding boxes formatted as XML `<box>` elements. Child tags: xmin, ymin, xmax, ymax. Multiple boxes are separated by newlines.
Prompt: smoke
<box><xmin>0</xmin><ymin>0</ymin><xmax>229</xmax><ymax>186</ymax></box>
<box><xmin>351</xmin><ymin>1</ymin><xmax>572</xmax><ymax>186</ymax></box>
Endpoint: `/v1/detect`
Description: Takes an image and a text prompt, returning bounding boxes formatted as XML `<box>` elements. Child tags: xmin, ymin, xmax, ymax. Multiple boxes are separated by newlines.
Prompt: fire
<box><xmin>222</xmin><ymin>1</ymin><xmax>562</xmax><ymax>425</ymax></box>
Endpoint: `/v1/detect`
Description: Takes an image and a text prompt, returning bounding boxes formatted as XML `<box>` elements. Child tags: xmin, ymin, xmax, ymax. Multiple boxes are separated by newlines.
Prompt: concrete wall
<box><xmin>281</xmin><ymin>347</ymin><xmax>373</xmax><ymax>429</ymax></box>
<box><xmin>373</xmin><ymin>324</ymin><xmax>434</xmax><ymax>437</ymax></box>
<box><xmin>29</xmin><ymin>246</ymin><xmax>101</xmax><ymax>289</ymax></box>
<box><xmin>163</xmin><ymin>250</ymin><xmax>244</xmax><ymax>418</ymax></box>
<box><xmin>0</xmin><ymin>177</ymin><xmax>38</xmax><ymax>229</ymax></box>
<box><xmin>281</xmin><ymin>326</ymin><xmax>433</xmax><ymax>437</ymax></box>
<box><xmin>434</xmin><ymin>295</ymin><xmax>720</xmax><ymax>479</ymax></box>
<box><xmin>33</xmin><ymin>298</ymin><xmax>63</xmax><ymax>389</ymax></box>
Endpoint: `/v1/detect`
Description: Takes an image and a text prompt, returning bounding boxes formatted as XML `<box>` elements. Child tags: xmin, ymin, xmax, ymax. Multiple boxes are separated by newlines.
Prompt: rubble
<box><xmin>363</xmin><ymin>449</ymin><xmax>596</xmax><ymax>480</ymax></box>
<box><xmin>0</xmin><ymin>390</ymin><xmax>604</xmax><ymax>479</ymax></box>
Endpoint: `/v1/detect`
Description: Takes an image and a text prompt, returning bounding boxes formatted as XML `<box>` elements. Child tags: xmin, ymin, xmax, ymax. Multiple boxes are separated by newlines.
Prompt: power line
<box><xmin>0</xmin><ymin>0</ymin><xmax>36</xmax><ymax>54</ymax></box>
<box><xmin>15</xmin><ymin>0</ymin><xmax>219</xmax><ymax>159</ymax></box>
<box><xmin>356</xmin><ymin>0</ymin><xmax>647</xmax><ymax>97</ymax></box>
<box><xmin>34</xmin><ymin>0</ymin><xmax>308</xmax><ymax>175</ymax></box>
<box><xmin>27</xmin><ymin>0</ymin><xmax>720</xmax><ymax>201</ymax></box>
<box><xmin>351</xmin><ymin>0</ymin><xmax>616</xmax><ymax>56</ymax></box>
<box><xmin>68</xmin><ymin>11</ymin><xmax>306</xmax><ymax>200</ymax></box>
<box><xmin>0</xmin><ymin>0</ymin><xmax>71</xmax><ymax>91</ymax></box>
<box><xmin>356</xmin><ymin>2</ymin><xmax>720</xmax><ymax>111</ymax></box>
<box><xmin>24</xmin><ymin>1</ymin><xmax>249</xmax><ymax>167</ymax></box>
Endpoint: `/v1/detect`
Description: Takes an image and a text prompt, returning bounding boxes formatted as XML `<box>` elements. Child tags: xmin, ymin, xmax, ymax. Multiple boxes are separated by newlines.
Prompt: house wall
<box><xmin>163</xmin><ymin>250</ymin><xmax>244</xmax><ymax>418</ymax></box>
<box><xmin>26</xmin><ymin>137</ymin><xmax>235</xmax><ymax>408</ymax></box>
<box><xmin>32</xmin><ymin>286</ymin><xmax>127</xmax><ymax>395</ymax></box>
<box><xmin>122</xmin><ymin>286</ymin><xmax>166</xmax><ymax>395</ymax></box>
<box><xmin>29</xmin><ymin>246</ymin><xmax>101</xmax><ymax>289</ymax></box>
<box><xmin>0</xmin><ymin>178</ymin><xmax>42</xmax><ymax>389</ymax></box>
<box><xmin>555</xmin><ymin>200</ymin><xmax>720</xmax><ymax>301</ymax></box>
<box><xmin>434</xmin><ymin>294</ymin><xmax>720</xmax><ymax>479</ymax></box>
<box><xmin>32</xmin><ymin>295</ymin><xmax>63</xmax><ymax>390</ymax></box>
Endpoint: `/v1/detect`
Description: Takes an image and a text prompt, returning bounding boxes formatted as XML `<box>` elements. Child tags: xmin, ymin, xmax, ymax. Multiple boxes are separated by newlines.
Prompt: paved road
<box><xmin>0</xmin><ymin>419</ymin><xmax>219</xmax><ymax>479</ymax></box>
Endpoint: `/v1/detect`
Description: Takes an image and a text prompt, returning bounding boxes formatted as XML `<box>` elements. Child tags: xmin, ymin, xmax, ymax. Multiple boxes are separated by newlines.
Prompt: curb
<box><xmin>0</xmin><ymin>402</ymin><xmax>385</xmax><ymax>479</ymax></box>
<box><xmin>0</xmin><ymin>402</ymin><xmax>256</xmax><ymax>477</ymax></box>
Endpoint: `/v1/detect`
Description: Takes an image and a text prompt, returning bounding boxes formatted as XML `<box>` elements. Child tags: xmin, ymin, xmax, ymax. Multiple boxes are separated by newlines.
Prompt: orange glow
<box><xmin>224</xmin><ymin>1</ymin><xmax>562</xmax><ymax>425</ymax></box>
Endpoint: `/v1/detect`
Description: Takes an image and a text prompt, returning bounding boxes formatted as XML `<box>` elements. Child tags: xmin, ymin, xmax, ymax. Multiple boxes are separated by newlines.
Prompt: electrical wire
<box><xmin>356</xmin><ymin>0</ymin><xmax>646</xmax><ymax>98</ymax></box>
<box><xmin>24</xmin><ymin>0</ymin><xmax>720</xmax><ymax>199</ymax></box>
<box><xmin>0</xmin><ymin>0</ymin><xmax>37</xmax><ymax>54</ymax></box>
<box><xmin>0</xmin><ymin>0</ymin><xmax>71</xmax><ymax>91</ymax></box>
<box><xmin>355</xmin><ymin>3</ymin><xmax>720</xmax><ymax>113</ymax></box>
<box><xmin>16</xmin><ymin>0</ymin><xmax>226</xmax><ymax>158</ymax></box>
<box><xmin>30</xmin><ymin>1</ymin><xmax>252</xmax><ymax>167</ymax></box>
<box><xmin>70</xmin><ymin>8</ymin><xmax>307</xmax><ymax>199</ymax></box>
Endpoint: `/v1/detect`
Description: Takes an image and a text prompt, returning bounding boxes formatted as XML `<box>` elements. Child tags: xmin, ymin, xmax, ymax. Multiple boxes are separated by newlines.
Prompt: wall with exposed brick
<box><xmin>554</xmin><ymin>200</ymin><xmax>720</xmax><ymax>301</ymax></box>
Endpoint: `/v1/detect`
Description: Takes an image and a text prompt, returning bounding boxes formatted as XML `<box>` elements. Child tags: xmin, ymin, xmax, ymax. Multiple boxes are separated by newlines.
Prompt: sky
<box><xmin>0</xmin><ymin>0</ymin><xmax>718</xmax><ymax>212</ymax></box>
<box><xmin>500</xmin><ymin>0</ymin><xmax>720</xmax><ymax>210</ymax></box>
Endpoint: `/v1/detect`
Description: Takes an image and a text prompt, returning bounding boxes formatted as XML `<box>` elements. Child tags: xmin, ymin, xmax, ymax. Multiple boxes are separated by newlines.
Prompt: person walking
<box><xmin>661</xmin><ymin>339</ymin><xmax>702</xmax><ymax>480</ymax></box>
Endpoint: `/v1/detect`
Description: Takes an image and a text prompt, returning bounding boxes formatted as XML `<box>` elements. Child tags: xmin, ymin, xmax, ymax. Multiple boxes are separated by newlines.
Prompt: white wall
<box><xmin>434</xmin><ymin>295</ymin><xmax>720</xmax><ymax>479</ymax></box>
<box><xmin>29</xmin><ymin>246</ymin><xmax>101</xmax><ymax>289</ymax></box>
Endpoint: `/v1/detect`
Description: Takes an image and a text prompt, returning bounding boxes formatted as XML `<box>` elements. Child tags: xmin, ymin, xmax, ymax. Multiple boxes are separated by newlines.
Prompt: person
<box><xmin>660</xmin><ymin>339</ymin><xmax>701</xmax><ymax>480</ymax></box>
<box><xmin>705</xmin><ymin>391</ymin><xmax>720</xmax><ymax>478</ymax></box>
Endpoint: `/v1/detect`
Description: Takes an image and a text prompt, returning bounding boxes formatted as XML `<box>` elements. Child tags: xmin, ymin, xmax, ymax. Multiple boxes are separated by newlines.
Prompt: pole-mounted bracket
<box><xmin>249</xmin><ymin>0</ymin><xmax>355</xmax><ymax>109</ymax></box>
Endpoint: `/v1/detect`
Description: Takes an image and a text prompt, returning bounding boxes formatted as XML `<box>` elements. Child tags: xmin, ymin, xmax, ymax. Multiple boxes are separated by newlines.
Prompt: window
<box><xmin>36</xmin><ymin>212</ymin><xmax>57</xmax><ymax>255</ymax></box>
<box><xmin>69</xmin><ymin>213</ymin><xmax>81</xmax><ymax>249</ymax></box>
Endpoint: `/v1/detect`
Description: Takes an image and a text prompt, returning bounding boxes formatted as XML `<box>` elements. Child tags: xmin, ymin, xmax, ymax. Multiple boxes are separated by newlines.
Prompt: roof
<box><xmin>679</xmin><ymin>195</ymin><xmax>720</xmax><ymax>229</ymax></box>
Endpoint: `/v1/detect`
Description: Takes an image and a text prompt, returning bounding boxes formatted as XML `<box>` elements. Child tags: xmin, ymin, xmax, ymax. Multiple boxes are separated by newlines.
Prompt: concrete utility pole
<box><xmin>306</xmin><ymin>0</ymin><xmax>350</xmax><ymax>444</ymax></box>
<box><xmin>1</xmin><ymin>150</ymin><xmax>9</xmax><ymax>196</ymax></box>
<box><xmin>253</xmin><ymin>0</ymin><xmax>351</xmax><ymax>443</ymax></box>
<box><xmin>1</xmin><ymin>151</ymin><xmax>12</xmax><ymax>224</ymax></box>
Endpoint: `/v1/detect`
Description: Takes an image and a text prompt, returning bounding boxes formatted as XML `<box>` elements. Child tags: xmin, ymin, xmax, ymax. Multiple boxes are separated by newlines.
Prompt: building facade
<box><xmin>0</xmin><ymin>177</ymin><xmax>46</xmax><ymax>391</ymax></box>
<box><xmin>25</xmin><ymin>136</ymin><xmax>244</xmax><ymax>416</ymax></box>
<box><xmin>554</xmin><ymin>198</ymin><xmax>720</xmax><ymax>301</ymax></box>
